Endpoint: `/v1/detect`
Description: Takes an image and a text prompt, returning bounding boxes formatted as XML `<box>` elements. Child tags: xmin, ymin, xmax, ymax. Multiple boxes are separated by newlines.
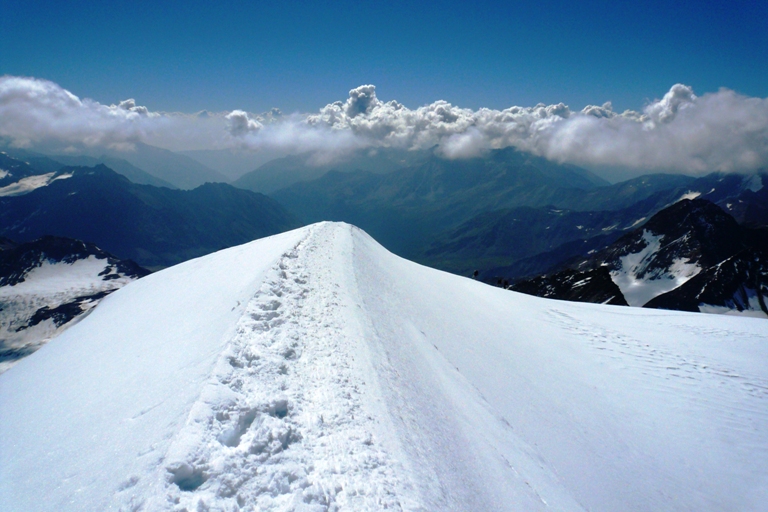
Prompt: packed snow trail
<box><xmin>2</xmin><ymin>222</ymin><xmax>768</xmax><ymax>511</ymax></box>
<box><xmin>137</xmin><ymin>223</ymin><xmax>414</xmax><ymax>510</ymax></box>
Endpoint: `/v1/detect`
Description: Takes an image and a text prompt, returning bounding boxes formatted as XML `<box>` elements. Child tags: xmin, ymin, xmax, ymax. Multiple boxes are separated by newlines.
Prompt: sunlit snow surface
<box><xmin>678</xmin><ymin>190</ymin><xmax>702</xmax><ymax>201</ymax></box>
<box><xmin>0</xmin><ymin>172</ymin><xmax>72</xmax><ymax>196</ymax></box>
<box><xmin>1</xmin><ymin>223</ymin><xmax>767</xmax><ymax>511</ymax></box>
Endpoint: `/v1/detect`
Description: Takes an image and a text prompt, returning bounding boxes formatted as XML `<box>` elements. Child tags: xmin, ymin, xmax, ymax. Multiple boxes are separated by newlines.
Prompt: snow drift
<box><xmin>1</xmin><ymin>222</ymin><xmax>767</xmax><ymax>511</ymax></box>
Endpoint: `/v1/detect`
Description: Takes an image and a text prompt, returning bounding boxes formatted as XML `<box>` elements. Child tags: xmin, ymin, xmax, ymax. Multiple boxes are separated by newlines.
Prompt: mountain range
<box><xmin>0</xmin><ymin>156</ymin><xmax>297</xmax><ymax>268</ymax></box>
<box><xmin>233</xmin><ymin>147</ymin><xmax>436</xmax><ymax>194</ymax></box>
<box><xmin>270</xmin><ymin>147</ymin><xmax>611</xmax><ymax>257</ymax></box>
<box><xmin>3</xmin><ymin>144</ymin><xmax>767</xmax><ymax>317</ymax></box>
<box><xmin>264</xmin><ymin>149</ymin><xmax>768</xmax><ymax>286</ymax></box>
<box><xmin>1</xmin><ymin>141</ymin><xmax>226</xmax><ymax>190</ymax></box>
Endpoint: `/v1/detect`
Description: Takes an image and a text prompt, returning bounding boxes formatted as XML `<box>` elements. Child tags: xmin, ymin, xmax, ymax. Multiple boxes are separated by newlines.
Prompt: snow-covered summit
<box><xmin>1</xmin><ymin>222</ymin><xmax>767</xmax><ymax>511</ymax></box>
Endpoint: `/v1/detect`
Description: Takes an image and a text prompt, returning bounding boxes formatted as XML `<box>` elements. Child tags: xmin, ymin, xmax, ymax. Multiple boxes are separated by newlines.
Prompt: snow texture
<box><xmin>1</xmin><ymin>222</ymin><xmax>767</xmax><ymax>511</ymax></box>
<box><xmin>0</xmin><ymin>171</ymin><xmax>72</xmax><ymax>196</ymax></box>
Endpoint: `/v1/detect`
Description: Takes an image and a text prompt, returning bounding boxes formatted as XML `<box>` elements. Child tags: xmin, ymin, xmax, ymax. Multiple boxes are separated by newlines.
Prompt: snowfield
<box><xmin>1</xmin><ymin>222</ymin><xmax>767</xmax><ymax>511</ymax></box>
<box><xmin>0</xmin><ymin>171</ymin><xmax>73</xmax><ymax>197</ymax></box>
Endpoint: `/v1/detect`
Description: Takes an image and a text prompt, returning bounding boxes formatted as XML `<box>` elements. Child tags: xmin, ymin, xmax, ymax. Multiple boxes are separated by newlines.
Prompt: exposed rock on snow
<box><xmin>512</xmin><ymin>199</ymin><xmax>768</xmax><ymax>315</ymax></box>
<box><xmin>609</xmin><ymin>229</ymin><xmax>702</xmax><ymax>306</ymax></box>
<box><xmin>0</xmin><ymin>236</ymin><xmax>148</xmax><ymax>373</ymax></box>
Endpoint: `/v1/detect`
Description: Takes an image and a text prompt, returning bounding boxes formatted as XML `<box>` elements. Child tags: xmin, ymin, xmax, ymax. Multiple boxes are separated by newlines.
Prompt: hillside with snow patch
<box><xmin>512</xmin><ymin>198</ymin><xmax>768</xmax><ymax>316</ymax></box>
<box><xmin>0</xmin><ymin>236</ymin><xmax>148</xmax><ymax>373</ymax></box>
<box><xmin>1</xmin><ymin>222</ymin><xmax>767</xmax><ymax>511</ymax></box>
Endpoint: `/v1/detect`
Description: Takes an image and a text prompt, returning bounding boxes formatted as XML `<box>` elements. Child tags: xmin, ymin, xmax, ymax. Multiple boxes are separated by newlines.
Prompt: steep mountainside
<box><xmin>436</xmin><ymin>171</ymin><xmax>768</xmax><ymax>276</ymax></box>
<box><xmin>510</xmin><ymin>266</ymin><xmax>628</xmax><ymax>306</ymax></box>
<box><xmin>1</xmin><ymin>223</ymin><xmax>766</xmax><ymax>511</ymax></box>
<box><xmin>0</xmin><ymin>161</ymin><xmax>297</xmax><ymax>268</ymax></box>
<box><xmin>554</xmin><ymin>171</ymin><xmax>766</xmax><ymax>214</ymax></box>
<box><xmin>0</xmin><ymin>154</ymin><xmax>77</xmax><ymax>197</ymax></box>
<box><xmin>0</xmin><ymin>152</ymin><xmax>49</xmax><ymax>186</ymax></box>
<box><xmin>42</xmin><ymin>154</ymin><xmax>177</xmax><ymax>188</ymax></box>
<box><xmin>0</xmin><ymin>142</ymin><xmax>226</xmax><ymax>190</ymax></box>
<box><xmin>511</xmin><ymin>199</ymin><xmax>768</xmax><ymax>316</ymax></box>
<box><xmin>645</xmin><ymin>233</ymin><xmax>768</xmax><ymax>315</ymax></box>
<box><xmin>480</xmin><ymin>232</ymin><xmax>624</xmax><ymax>282</ymax></box>
<box><xmin>559</xmin><ymin>173</ymin><xmax>696</xmax><ymax>211</ymax></box>
<box><xmin>0</xmin><ymin>236</ymin><xmax>148</xmax><ymax>373</ymax></box>
<box><xmin>716</xmin><ymin>173</ymin><xmax>768</xmax><ymax>226</ymax></box>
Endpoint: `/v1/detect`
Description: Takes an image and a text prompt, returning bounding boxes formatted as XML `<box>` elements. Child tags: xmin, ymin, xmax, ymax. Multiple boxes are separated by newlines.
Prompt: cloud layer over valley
<box><xmin>2</xmin><ymin>75</ymin><xmax>767</xmax><ymax>176</ymax></box>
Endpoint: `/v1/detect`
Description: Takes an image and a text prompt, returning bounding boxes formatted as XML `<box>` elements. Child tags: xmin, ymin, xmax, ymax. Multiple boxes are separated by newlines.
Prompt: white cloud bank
<box><xmin>0</xmin><ymin>76</ymin><xmax>232</xmax><ymax>153</ymax></box>
<box><xmin>1</xmin><ymin>75</ymin><xmax>767</xmax><ymax>174</ymax></box>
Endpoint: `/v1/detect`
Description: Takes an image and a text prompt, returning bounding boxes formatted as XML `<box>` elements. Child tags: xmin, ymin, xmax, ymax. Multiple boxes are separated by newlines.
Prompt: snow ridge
<box><xmin>137</xmin><ymin>224</ymin><xmax>406</xmax><ymax>511</ymax></box>
<box><xmin>5</xmin><ymin>222</ymin><xmax>768</xmax><ymax>512</ymax></box>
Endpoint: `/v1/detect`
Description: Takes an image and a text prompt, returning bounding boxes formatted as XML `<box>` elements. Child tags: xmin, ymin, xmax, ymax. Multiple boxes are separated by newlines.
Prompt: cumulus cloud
<box><xmin>291</xmin><ymin>83</ymin><xmax>767</xmax><ymax>174</ymax></box>
<box><xmin>0</xmin><ymin>76</ymin><xmax>149</xmax><ymax>149</ymax></box>
<box><xmin>1</xmin><ymin>75</ymin><xmax>767</xmax><ymax>175</ymax></box>
<box><xmin>0</xmin><ymin>75</ymin><xmax>234</xmax><ymax>152</ymax></box>
<box><xmin>540</xmin><ymin>85</ymin><xmax>768</xmax><ymax>173</ymax></box>
<box><xmin>644</xmin><ymin>83</ymin><xmax>696</xmax><ymax>124</ymax></box>
<box><xmin>116</xmin><ymin>98</ymin><xmax>151</xmax><ymax>116</ymax></box>
<box><xmin>226</xmin><ymin>109</ymin><xmax>263</xmax><ymax>136</ymax></box>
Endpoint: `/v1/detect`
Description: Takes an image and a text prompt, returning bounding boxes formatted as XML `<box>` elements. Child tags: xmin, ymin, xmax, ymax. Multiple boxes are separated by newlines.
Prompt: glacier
<box><xmin>1</xmin><ymin>222</ymin><xmax>767</xmax><ymax>511</ymax></box>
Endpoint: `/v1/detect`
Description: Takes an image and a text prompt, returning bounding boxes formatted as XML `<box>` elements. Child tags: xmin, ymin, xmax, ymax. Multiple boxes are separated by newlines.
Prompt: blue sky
<box><xmin>2</xmin><ymin>0</ymin><xmax>766</xmax><ymax>113</ymax></box>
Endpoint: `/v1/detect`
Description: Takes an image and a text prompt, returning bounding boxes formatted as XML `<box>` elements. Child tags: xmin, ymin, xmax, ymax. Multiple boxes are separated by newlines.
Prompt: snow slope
<box><xmin>1</xmin><ymin>222</ymin><xmax>767</xmax><ymax>511</ymax></box>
